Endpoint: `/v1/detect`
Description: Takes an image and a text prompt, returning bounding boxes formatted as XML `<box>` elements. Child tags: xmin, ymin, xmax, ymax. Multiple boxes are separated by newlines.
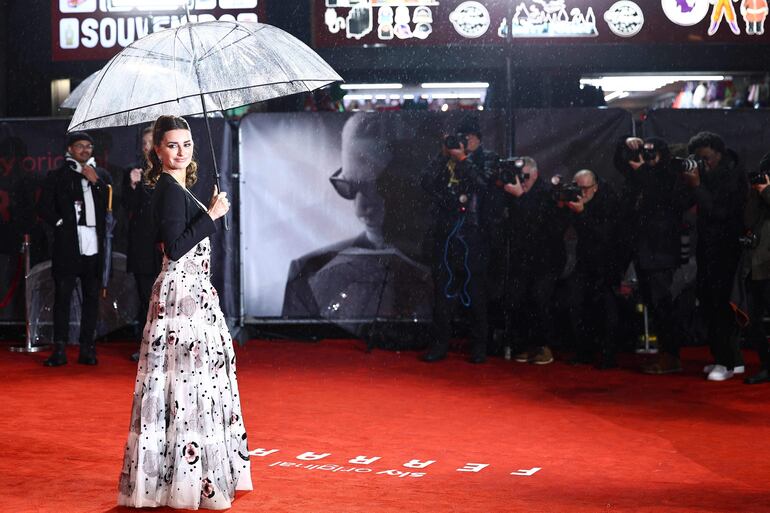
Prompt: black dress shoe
<box><xmin>44</xmin><ymin>352</ymin><xmax>67</xmax><ymax>367</ymax></box>
<box><xmin>77</xmin><ymin>354</ymin><xmax>98</xmax><ymax>365</ymax></box>
<box><xmin>744</xmin><ymin>369</ymin><xmax>770</xmax><ymax>384</ymax></box>
<box><xmin>44</xmin><ymin>343</ymin><xmax>67</xmax><ymax>367</ymax></box>
<box><xmin>78</xmin><ymin>343</ymin><xmax>98</xmax><ymax>366</ymax></box>
<box><xmin>420</xmin><ymin>350</ymin><xmax>447</xmax><ymax>363</ymax></box>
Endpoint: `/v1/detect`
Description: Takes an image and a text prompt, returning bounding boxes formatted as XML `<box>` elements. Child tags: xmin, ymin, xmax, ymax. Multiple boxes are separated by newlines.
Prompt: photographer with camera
<box><xmin>420</xmin><ymin>131</ymin><xmax>496</xmax><ymax>364</ymax></box>
<box><xmin>686</xmin><ymin>131</ymin><xmax>748</xmax><ymax>381</ymax></box>
<box><xmin>562</xmin><ymin>170</ymin><xmax>622</xmax><ymax>369</ymax></box>
<box><xmin>36</xmin><ymin>131</ymin><xmax>111</xmax><ymax>367</ymax></box>
<box><xmin>738</xmin><ymin>152</ymin><xmax>770</xmax><ymax>384</ymax></box>
<box><xmin>614</xmin><ymin>136</ymin><xmax>696</xmax><ymax>374</ymax></box>
<box><xmin>502</xmin><ymin>157</ymin><xmax>570</xmax><ymax>365</ymax></box>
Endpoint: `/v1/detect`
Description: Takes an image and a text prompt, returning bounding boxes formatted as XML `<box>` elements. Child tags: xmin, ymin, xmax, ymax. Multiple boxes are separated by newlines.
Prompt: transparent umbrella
<box><xmin>67</xmin><ymin>20</ymin><xmax>342</xmax><ymax>225</ymax></box>
<box><xmin>60</xmin><ymin>71</ymin><xmax>98</xmax><ymax>110</ymax></box>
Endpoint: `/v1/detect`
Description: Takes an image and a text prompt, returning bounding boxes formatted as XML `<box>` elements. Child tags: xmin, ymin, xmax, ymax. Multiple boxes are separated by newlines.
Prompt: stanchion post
<box><xmin>10</xmin><ymin>234</ymin><xmax>50</xmax><ymax>353</ymax></box>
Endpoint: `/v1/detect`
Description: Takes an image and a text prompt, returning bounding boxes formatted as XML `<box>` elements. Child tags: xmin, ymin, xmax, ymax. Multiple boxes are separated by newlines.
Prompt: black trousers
<box><xmin>697</xmin><ymin>264</ymin><xmax>742</xmax><ymax>369</ymax></box>
<box><xmin>53</xmin><ymin>254</ymin><xmax>100</xmax><ymax>346</ymax></box>
<box><xmin>430</xmin><ymin>229</ymin><xmax>489</xmax><ymax>356</ymax></box>
<box><xmin>746</xmin><ymin>278</ymin><xmax>770</xmax><ymax>369</ymax></box>
<box><xmin>637</xmin><ymin>268</ymin><xmax>684</xmax><ymax>358</ymax></box>
<box><xmin>566</xmin><ymin>270</ymin><xmax>619</xmax><ymax>357</ymax></box>
<box><xmin>506</xmin><ymin>270</ymin><xmax>559</xmax><ymax>350</ymax></box>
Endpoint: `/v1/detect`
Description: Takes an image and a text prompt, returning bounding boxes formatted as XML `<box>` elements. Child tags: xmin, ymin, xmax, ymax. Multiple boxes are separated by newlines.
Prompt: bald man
<box><xmin>563</xmin><ymin>170</ymin><xmax>621</xmax><ymax>368</ymax></box>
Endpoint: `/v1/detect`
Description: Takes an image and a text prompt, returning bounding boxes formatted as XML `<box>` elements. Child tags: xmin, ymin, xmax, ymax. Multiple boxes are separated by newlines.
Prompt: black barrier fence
<box><xmin>1</xmin><ymin>109</ymin><xmax>769</xmax><ymax>330</ymax></box>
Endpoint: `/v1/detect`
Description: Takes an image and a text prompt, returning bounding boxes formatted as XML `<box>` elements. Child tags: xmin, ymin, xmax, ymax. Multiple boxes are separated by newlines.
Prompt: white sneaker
<box><xmin>703</xmin><ymin>364</ymin><xmax>744</xmax><ymax>374</ymax></box>
<box><xmin>707</xmin><ymin>365</ymin><xmax>735</xmax><ymax>381</ymax></box>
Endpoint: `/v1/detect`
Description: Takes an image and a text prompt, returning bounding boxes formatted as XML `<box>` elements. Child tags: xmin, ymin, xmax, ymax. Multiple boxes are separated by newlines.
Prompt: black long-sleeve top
<box><xmin>151</xmin><ymin>173</ymin><xmax>216</xmax><ymax>261</ymax></box>
<box><xmin>570</xmin><ymin>182</ymin><xmax>620</xmax><ymax>276</ymax></box>
<box><xmin>613</xmin><ymin>138</ymin><xmax>695</xmax><ymax>271</ymax></box>
<box><xmin>122</xmin><ymin>164</ymin><xmax>161</xmax><ymax>274</ymax></box>
<box><xmin>691</xmin><ymin>149</ymin><xmax>747</xmax><ymax>269</ymax></box>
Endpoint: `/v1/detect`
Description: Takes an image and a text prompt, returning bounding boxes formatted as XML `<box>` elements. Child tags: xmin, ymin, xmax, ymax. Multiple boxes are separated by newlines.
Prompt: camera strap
<box><xmin>443</xmin><ymin>215</ymin><xmax>472</xmax><ymax>307</ymax></box>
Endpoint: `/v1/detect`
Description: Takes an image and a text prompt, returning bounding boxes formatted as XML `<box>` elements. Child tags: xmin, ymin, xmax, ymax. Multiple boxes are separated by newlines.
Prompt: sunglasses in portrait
<box><xmin>72</xmin><ymin>143</ymin><xmax>93</xmax><ymax>150</ymax></box>
<box><xmin>329</xmin><ymin>168</ymin><xmax>380</xmax><ymax>200</ymax></box>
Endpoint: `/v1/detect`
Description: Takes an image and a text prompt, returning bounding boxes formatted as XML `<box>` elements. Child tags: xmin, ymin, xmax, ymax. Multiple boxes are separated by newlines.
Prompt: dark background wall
<box><xmin>4</xmin><ymin>2</ymin><xmax>770</xmax><ymax>116</ymax></box>
<box><xmin>0</xmin><ymin>0</ymin><xmax>7</xmax><ymax>117</ymax></box>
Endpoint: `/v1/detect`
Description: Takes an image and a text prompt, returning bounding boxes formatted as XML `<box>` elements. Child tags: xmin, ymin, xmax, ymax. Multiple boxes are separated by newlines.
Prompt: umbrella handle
<box><xmin>106</xmin><ymin>184</ymin><xmax>113</xmax><ymax>212</ymax></box>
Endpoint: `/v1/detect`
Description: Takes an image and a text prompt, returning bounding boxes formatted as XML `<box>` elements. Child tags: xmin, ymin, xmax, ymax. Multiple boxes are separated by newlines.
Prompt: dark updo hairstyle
<box><xmin>145</xmin><ymin>115</ymin><xmax>198</xmax><ymax>187</ymax></box>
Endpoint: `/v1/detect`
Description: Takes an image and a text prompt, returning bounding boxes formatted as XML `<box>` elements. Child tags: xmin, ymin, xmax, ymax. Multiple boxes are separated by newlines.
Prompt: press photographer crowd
<box><xmin>26</xmin><ymin>117</ymin><xmax>770</xmax><ymax>387</ymax></box>
<box><xmin>419</xmin><ymin>118</ymin><xmax>770</xmax><ymax>385</ymax></box>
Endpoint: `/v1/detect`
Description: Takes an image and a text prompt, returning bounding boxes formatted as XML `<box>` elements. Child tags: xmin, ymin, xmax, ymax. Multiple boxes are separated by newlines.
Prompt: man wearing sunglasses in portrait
<box><xmin>281</xmin><ymin>114</ymin><xmax>432</xmax><ymax>328</ymax></box>
<box><xmin>37</xmin><ymin>131</ymin><xmax>111</xmax><ymax>367</ymax></box>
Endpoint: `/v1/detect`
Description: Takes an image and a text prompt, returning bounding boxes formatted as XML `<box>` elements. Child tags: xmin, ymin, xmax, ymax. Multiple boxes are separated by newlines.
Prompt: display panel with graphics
<box><xmin>313</xmin><ymin>0</ymin><xmax>770</xmax><ymax>46</ymax></box>
<box><xmin>238</xmin><ymin>109</ymin><xmax>633</xmax><ymax>322</ymax></box>
<box><xmin>51</xmin><ymin>0</ymin><xmax>267</xmax><ymax>61</ymax></box>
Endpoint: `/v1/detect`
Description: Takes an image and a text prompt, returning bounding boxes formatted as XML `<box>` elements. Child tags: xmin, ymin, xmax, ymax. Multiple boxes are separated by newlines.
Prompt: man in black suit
<box><xmin>37</xmin><ymin>131</ymin><xmax>110</xmax><ymax>366</ymax></box>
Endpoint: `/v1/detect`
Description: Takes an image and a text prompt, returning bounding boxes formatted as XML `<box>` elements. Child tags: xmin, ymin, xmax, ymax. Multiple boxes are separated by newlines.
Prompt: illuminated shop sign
<box><xmin>52</xmin><ymin>0</ymin><xmax>266</xmax><ymax>61</ymax></box>
<box><xmin>313</xmin><ymin>0</ymin><xmax>770</xmax><ymax>46</ymax></box>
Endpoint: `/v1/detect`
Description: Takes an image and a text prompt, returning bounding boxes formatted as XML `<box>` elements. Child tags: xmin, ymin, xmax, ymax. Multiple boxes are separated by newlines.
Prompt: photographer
<box><xmin>562</xmin><ymin>170</ymin><xmax>621</xmax><ymax>368</ymax></box>
<box><xmin>457</xmin><ymin>117</ymin><xmax>499</xmax><ymax>183</ymax></box>
<box><xmin>502</xmin><ymin>157</ymin><xmax>570</xmax><ymax>365</ymax></box>
<box><xmin>614</xmin><ymin>136</ymin><xmax>696</xmax><ymax>374</ymax></box>
<box><xmin>420</xmin><ymin>133</ymin><xmax>495</xmax><ymax>364</ymax></box>
<box><xmin>686</xmin><ymin>131</ymin><xmax>747</xmax><ymax>381</ymax></box>
<box><xmin>740</xmin><ymin>152</ymin><xmax>770</xmax><ymax>385</ymax></box>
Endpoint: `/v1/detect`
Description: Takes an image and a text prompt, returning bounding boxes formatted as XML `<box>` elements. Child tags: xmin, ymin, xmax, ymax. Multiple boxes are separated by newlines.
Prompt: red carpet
<box><xmin>2</xmin><ymin>339</ymin><xmax>769</xmax><ymax>513</ymax></box>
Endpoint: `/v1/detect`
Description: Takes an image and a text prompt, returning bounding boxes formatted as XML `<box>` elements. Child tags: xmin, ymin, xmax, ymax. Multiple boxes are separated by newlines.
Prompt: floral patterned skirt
<box><xmin>117</xmin><ymin>239</ymin><xmax>252</xmax><ymax>510</ymax></box>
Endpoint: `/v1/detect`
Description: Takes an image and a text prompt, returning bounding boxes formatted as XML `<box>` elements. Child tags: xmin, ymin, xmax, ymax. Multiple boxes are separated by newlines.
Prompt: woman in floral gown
<box><xmin>118</xmin><ymin>115</ymin><xmax>252</xmax><ymax>509</ymax></box>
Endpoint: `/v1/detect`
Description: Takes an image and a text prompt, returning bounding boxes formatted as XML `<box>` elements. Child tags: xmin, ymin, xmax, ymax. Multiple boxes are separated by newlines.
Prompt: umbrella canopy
<box><xmin>60</xmin><ymin>71</ymin><xmax>98</xmax><ymax>110</ymax></box>
<box><xmin>68</xmin><ymin>20</ymin><xmax>342</xmax><ymax>131</ymax></box>
<box><xmin>26</xmin><ymin>253</ymin><xmax>139</xmax><ymax>344</ymax></box>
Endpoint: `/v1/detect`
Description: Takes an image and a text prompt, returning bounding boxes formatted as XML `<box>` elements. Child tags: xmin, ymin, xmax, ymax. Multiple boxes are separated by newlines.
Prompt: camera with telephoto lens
<box><xmin>549</xmin><ymin>174</ymin><xmax>582</xmax><ymax>203</ymax></box>
<box><xmin>748</xmin><ymin>170</ymin><xmax>769</xmax><ymax>186</ymax></box>
<box><xmin>496</xmin><ymin>157</ymin><xmax>530</xmax><ymax>185</ymax></box>
<box><xmin>670</xmin><ymin>155</ymin><xmax>707</xmax><ymax>175</ymax></box>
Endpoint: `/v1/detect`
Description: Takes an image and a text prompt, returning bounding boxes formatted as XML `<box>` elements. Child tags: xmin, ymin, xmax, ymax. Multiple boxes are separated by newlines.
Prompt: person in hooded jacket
<box><xmin>686</xmin><ymin>131</ymin><xmax>748</xmax><ymax>381</ymax></box>
<box><xmin>614</xmin><ymin>136</ymin><xmax>696</xmax><ymax>374</ymax></box>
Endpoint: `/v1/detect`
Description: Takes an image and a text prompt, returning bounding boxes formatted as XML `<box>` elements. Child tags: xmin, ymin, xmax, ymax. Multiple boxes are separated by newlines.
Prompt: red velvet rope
<box><xmin>0</xmin><ymin>254</ymin><xmax>23</xmax><ymax>309</ymax></box>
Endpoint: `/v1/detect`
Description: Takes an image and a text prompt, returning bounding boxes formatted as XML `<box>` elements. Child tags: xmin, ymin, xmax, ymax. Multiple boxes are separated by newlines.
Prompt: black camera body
<box><xmin>553</xmin><ymin>182</ymin><xmax>583</xmax><ymax>203</ymax></box>
<box><xmin>623</xmin><ymin>142</ymin><xmax>658</xmax><ymax>164</ymax></box>
<box><xmin>496</xmin><ymin>157</ymin><xmax>530</xmax><ymax>185</ymax></box>
<box><xmin>748</xmin><ymin>170</ymin><xmax>769</xmax><ymax>186</ymax></box>
<box><xmin>444</xmin><ymin>133</ymin><xmax>468</xmax><ymax>150</ymax></box>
